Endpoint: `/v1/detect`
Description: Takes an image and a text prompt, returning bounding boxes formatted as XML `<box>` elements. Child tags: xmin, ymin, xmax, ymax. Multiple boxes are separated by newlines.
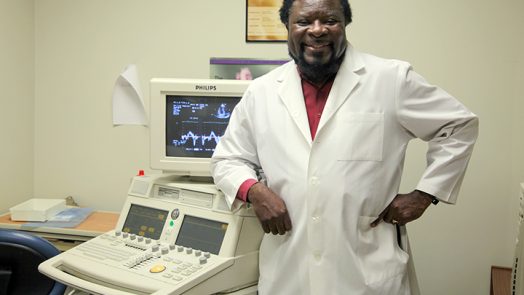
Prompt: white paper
<box><xmin>112</xmin><ymin>64</ymin><xmax>148</xmax><ymax>126</ymax></box>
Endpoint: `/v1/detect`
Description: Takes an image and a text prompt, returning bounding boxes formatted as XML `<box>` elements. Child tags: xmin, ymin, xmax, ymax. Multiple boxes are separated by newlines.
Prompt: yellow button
<box><xmin>150</xmin><ymin>264</ymin><xmax>166</xmax><ymax>273</ymax></box>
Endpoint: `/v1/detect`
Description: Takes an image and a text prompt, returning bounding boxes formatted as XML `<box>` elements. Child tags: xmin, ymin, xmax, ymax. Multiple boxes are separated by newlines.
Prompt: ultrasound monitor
<box><xmin>165</xmin><ymin>95</ymin><xmax>238</xmax><ymax>158</ymax></box>
<box><xmin>150</xmin><ymin>78</ymin><xmax>250</xmax><ymax>176</ymax></box>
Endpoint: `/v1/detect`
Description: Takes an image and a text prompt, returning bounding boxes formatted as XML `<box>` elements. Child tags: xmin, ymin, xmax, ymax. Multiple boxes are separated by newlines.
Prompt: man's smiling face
<box><xmin>287</xmin><ymin>0</ymin><xmax>347</xmax><ymax>74</ymax></box>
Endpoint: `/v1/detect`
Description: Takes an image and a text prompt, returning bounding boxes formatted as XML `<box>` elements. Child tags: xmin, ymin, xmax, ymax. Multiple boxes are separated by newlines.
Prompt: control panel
<box><xmin>39</xmin><ymin>174</ymin><xmax>263</xmax><ymax>295</ymax></box>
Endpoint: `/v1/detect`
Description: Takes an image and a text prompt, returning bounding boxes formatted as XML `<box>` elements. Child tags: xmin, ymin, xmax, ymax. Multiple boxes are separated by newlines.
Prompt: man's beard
<box><xmin>289</xmin><ymin>46</ymin><xmax>346</xmax><ymax>84</ymax></box>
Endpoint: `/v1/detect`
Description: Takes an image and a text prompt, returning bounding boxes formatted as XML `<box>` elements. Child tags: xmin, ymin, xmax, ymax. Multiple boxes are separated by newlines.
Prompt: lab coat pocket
<box><xmin>337</xmin><ymin>113</ymin><xmax>384</xmax><ymax>161</ymax></box>
<box><xmin>356</xmin><ymin>216</ymin><xmax>409</xmax><ymax>286</ymax></box>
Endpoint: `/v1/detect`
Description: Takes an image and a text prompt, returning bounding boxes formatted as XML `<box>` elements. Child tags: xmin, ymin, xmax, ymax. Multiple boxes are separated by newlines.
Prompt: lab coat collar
<box><xmin>276</xmin><ymin>43</ymin><xmax>364</xmax><ymax>145</ymax></box>
<box><xmin>317</xmin><ymin>43</ymin><xmax>363</xmax><ymax>135</ymax></box>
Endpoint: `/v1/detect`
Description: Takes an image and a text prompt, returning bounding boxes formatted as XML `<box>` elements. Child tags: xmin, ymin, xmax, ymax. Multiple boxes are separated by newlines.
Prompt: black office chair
<box><xmin>0</xmin><ymin>229</ymin><xmax>66</xmax><ymax>295</ymax></box>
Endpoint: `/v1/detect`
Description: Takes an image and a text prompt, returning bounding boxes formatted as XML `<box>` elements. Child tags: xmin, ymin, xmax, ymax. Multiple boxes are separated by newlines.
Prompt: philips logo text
<box><xmin>195</xmin><ymin>85</ymin><xmax>217</xmax><ymax>91</ymax></box>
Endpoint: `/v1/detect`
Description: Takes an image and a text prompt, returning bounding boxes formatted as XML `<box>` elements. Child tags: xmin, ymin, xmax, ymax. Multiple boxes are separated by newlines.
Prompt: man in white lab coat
<box><xmin>211</xmin><ymin>0</ymin><xmax>478</xmax><ymax>294</ymax></box>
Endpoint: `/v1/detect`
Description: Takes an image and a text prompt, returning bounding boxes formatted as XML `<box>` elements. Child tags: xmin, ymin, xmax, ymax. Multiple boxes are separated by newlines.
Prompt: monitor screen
<box><xmin>121</xmin><ymin>204</ymin><xmax>168</xmax><ymax>240</ymax></box>
<box><xmin>165</xmin><ymin>95</ymin><xmax>241</xmax><ymax>159</ymax></box>
<box><xmin>150</xmin><ymin>78</ymin><xmax>250</xmax><ymax>176</ymax></box>
<box><xmin>175</xmin><ymin>215</ymin><xmax>228</xmax><ymax>255</ymax></box>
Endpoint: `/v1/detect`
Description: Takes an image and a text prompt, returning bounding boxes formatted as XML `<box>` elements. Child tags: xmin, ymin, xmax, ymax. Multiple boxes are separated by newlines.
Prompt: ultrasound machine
<box><xmin>39</xmin><ymin>79</ymin><xmax>263</xmax><ymax>295</ymax></box>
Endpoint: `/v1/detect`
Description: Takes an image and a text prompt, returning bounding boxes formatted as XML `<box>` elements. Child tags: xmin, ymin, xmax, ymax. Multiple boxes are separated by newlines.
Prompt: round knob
<box><xmin>129</xmin><ymin>234</ymin><xmax>136</xmax><ymax>240</ymax></box>
<box><xmin>137</xmin><ymin>236</ymin><xmax>144</xmax><ymax>242</ymax></box>
<box><xmin>161</xmin><ymin>247</ymin><xmax>169</xmax><ymax>255</ymax></box>
<box><xmin>203</xmin><ymin>252</ymin><xmax>210</xmax><ymax>258</ymax></box>
<box><xmin>169</xmin><ymin>243</ymin><xmax>176</xmax><ymax>250</ymax></box>
<box><xmin>186</xmin><ymin>248</ymin><xmax>193</xmax><ymax>254</ymax></box>
<box><xmin>199</xmin><ymin>256</ymin><xmax>207</xmax><ymax>265</ymax></box>
<box><xmin>151</xmin><ymin>244</ymin><xmax>160</xmax><ymax>252</ymax></box>
<box><xmin>145</xmin><ymin>238</ymin><xmax>151</xmax><ymax>244</ymax></box>
<box><xmin>114</xmin><ymin>230</ymin><xmax>122</xmax><ymax>237</ymax></box>
<box><xmin>195</xmin><ymin>250</ymin><xmax>201</xmax><ymax>256</ymax></box>
<box><xmin>122</xmin><ymin>232</ymin><xmax>129</xmax><ymax>238</ymax></box>
<box><xmin>177</xmin><ymin>246</ymin><xmax>184</xmax><ymax>252</ymax></box>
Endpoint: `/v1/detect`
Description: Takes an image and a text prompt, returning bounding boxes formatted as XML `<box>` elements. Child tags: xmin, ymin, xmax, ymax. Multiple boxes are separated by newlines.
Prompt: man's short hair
<box><xmin>279</xmin><ymin>0</ymin><xmax>353</xmax><ymax>26</ymax></box>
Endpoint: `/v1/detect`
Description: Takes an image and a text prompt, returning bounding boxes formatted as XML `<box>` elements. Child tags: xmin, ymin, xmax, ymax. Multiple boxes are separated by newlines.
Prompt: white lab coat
<box><xmin>211</xmin><ymin>44</ymin><xmax>478</xmax><ymax>295</ymax></box>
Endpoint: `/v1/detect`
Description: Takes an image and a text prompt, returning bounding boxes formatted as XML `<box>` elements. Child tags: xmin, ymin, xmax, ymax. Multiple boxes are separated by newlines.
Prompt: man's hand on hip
<box><xmin>371</xmin><ymin>190</ymin><xmax>433</xmax><ymax>227</ymax></box>
<box><xmin>248</xmin><ymin>182</ymin><xmax>292</xmax><ymax>235</ymax></box>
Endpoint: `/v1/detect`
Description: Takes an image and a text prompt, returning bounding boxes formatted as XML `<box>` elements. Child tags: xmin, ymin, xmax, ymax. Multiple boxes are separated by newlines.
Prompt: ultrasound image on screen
<box><xmin>175</xmin><ymin>215</ymin><xmax>228</xmax><ymax>255</ymax></box>
<box><xmin>166</xmin><ymin>95</ymin><xmax>241</xmax><ymax>158</ymax></box>
<box><xmin>121</xmin><ymin>204</ymin><xmax>168</xmax><ymax>240</ymax></box>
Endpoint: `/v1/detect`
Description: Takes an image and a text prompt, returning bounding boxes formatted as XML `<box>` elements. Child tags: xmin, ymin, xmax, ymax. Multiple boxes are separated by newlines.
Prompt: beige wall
<box><xmin>0</xmin><ymin>0</ymin><xmax>518</xmax><ymax>294</ymax></box>
<box><xmin>0</xmin><ymin>0</ymin><xmax>34</xmax><ymax>212</ymax></box>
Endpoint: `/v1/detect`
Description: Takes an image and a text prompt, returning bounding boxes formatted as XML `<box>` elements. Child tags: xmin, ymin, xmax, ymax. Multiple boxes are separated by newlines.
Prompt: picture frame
<box><xmin>246</xmin><ymin>0</ymin><xmax>287</xmax><ymax>42</ymax></box>
<box><xmin>210</xmin><ymin>58</ymin><xmax>289</xmax><ymax>80</ymax></box>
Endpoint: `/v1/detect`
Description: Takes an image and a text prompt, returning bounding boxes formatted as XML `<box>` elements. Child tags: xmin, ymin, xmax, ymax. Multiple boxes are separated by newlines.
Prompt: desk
<box><xmin>0</xmin><ymin>211</ymin><xmax>119</xmax><ymax>251</ymax></box>
<box><xmin>490</xmin><ymin>266</ymin><xmax>512</xmax><ymax>295</ymax></box>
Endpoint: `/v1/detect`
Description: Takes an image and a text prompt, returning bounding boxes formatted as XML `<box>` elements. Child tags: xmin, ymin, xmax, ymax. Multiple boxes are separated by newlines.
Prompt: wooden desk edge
<box><xmin>0</xmin><ymin>211</ymin><xmax>119</xmax><ymax>237</ymax></box>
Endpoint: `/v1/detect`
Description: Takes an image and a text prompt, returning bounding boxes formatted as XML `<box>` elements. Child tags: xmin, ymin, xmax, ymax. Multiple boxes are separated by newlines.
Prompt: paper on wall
<box><xmin>112</xmin><ymin>64</ymin><xmax>148</xmax><ymax>126</ymax></box>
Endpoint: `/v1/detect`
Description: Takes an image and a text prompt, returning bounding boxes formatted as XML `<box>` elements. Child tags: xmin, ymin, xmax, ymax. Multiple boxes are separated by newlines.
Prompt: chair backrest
<box><xmin>0</xmin><ymin>229</ymin><xmax>66</xmax><ymax>295</ymax></box>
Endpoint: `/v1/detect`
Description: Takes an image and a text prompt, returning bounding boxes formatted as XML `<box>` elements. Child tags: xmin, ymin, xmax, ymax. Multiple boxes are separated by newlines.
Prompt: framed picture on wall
<box><xmin>246</xmin><ymin>0</ymin><xmax>287</xmax><ymax>42</ymax></box>
<box><xmin>210</xmin><ymin>58</ymin><xmax>289</xmax><ymax>80</ymax></box>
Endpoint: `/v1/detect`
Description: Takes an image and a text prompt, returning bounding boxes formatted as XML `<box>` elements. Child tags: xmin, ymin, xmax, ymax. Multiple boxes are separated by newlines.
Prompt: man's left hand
<box><xmin>370</xmin><ymin>190</ymin><xmax>434</xmax><ymax>227</ymax></box>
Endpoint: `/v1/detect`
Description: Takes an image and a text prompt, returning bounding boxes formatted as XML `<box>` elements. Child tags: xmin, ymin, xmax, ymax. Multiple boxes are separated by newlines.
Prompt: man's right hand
<box><xmin>247</xmin><ymin>182</ymin><xmax>292</xmax><ymax>235</ymax></box>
